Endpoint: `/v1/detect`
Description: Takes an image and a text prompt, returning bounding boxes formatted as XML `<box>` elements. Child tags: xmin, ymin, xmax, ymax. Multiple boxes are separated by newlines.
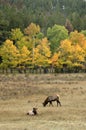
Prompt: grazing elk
<box><xmin>27</xmin><ymin>108</ymin><xmax>38</xmax><ymax>116</ymax></box>
<box><xmin>43</xmin><ymin>94</ymin><xmax>61</xmax><ymax>107</ymax></box>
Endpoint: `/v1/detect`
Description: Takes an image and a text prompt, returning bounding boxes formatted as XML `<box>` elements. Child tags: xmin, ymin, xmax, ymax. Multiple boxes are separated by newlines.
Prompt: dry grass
<box><xmin>0</xmin><ymin>73</ymin><xmax>86</xmax><ymax>130</ymax></box>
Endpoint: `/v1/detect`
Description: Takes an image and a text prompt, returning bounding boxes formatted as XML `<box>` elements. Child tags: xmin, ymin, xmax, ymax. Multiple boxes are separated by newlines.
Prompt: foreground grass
<box><xmin>0</xmin><ymin>74</ymin><xmax>86</xmax><ymax>130</ymax></box>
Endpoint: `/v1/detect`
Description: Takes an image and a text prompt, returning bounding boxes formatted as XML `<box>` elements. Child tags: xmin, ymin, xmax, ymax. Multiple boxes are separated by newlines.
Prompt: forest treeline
<box><xmin>0</xmin><ymin>0</ymin><xmax>86</xmax><ymax>44</ymax></box>
<box><xmin>0</xmin><ymin>0</ymin><xmax>86</xmax><ymax>73</ymax></box>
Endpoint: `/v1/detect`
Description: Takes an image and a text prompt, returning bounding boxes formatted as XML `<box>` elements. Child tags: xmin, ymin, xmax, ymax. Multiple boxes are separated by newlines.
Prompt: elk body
<box><xmin>43</xmin><ymin>94</ymin><xmax>61</xmax><ymax>107</ymax></box>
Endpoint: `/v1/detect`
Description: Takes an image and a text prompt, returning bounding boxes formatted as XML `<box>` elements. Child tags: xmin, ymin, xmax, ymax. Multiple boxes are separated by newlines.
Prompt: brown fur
<box><xmin>43</xmin><ymin>94</ymin><xmax>61</xmax><ymax>107</ymax></box>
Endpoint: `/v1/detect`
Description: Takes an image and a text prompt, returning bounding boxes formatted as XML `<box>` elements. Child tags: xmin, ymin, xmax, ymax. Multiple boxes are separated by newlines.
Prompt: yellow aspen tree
<box><xmin>72</xmin><ymin>44</ymin><xmax>85</xmax><ymax>63</ymax></box>
<box><xmin>58</xmin><ymin>33</ymin><xmax>86</xmax><ymax>69</ymax></box>
<box><xmin>58</xmin><ymin>39</ymin><xmax>73</xmax><ymax>66</ymax></box>
<box><xmin>34</xmin><ymin>37</ymin><xmax>51</xmax><ymax>66</ymax></box>
<box><xmin>24</xmin><ymin>23</ymin><xmax>40</xmax><ymax>36</ymax></box>
<box><xmin>70</xmin><ymin>30</ymin><xmax>86</xmax><ymax>48</ymax></box>
<box><xmin>69</xmin><ymin>31</ymin><xmax>86</xmax><ymax>67</ymax></box>
<box><xmin>24</xmin><ymin>23</ymin><xmax>41</xmax><ymax>65</ymax></box>
<box><xmin>0</xmin><ymin>39</ymin><xmax>19</xmax><ymax>68</ymax></box>
<box><xmin>18</xmin><ymin>46</ymin><xmax>31</xmax><ymax>66</ymax></box>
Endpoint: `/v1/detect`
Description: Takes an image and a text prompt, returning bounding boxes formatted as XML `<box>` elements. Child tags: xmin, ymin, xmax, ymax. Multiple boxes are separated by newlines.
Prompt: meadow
<box><xmin>0</xmin><ymin>73</ymin><xmax>86</xmax><ymax>130</ymax></box>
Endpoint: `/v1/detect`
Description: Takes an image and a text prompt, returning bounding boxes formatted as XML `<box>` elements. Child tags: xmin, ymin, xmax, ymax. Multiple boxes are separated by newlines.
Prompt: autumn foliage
<box><xmin>0</xmin><ymin>23</ymin><xmax>86</xmax><ymax>72</ymax></box>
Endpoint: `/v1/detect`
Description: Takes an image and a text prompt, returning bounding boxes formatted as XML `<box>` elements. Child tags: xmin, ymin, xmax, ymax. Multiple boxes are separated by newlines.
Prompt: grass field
<box><xmin>0</xmin><ymin>73</ymin><xmax>86</xmax><ymax>130</ymax></box>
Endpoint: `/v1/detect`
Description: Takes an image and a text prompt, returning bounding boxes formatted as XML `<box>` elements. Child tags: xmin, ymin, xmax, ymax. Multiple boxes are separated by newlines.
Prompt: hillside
<box><xmin>0</xmin><ymin>0</ymin><xmax>86</xmax><ymax>37</ymax></box>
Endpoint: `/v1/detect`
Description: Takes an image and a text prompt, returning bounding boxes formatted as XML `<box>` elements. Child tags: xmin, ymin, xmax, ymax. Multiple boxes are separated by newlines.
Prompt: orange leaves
<box><xmin>1</xmin><ymin>23</ymin><xmax>86</xmax><ymax>69</ymax></box>
<box><xmin>51</xmin><ymin>53</ymin><xmax>59</xmax><ymax>66</ymax></box>
<box><xmin>69</xmin><ymin>31</ymin><xmax>86</xmax><ymax>62</ymax></box>
<box><xmin>72</xmin><ymin>44</ymin><xmax>85</xmax><ymax>62</ymax></box>
<box><xmin>70</xmin><ymin>30</ymin><xmax>86</xmax><ymax>48</ymax></box>
<box><xmin>57</xmin><ymin>31</ymin><xmax>86</xmax><ymax>68</ymax></box>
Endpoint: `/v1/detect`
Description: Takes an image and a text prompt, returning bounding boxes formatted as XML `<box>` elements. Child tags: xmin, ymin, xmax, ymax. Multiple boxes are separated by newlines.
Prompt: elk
<box><xmin>27</xmin><ymin>108</ymin><xmax>38</xmax><ymax>116</ymax></box>
<box><xmin>43</xmin><ymin>94</ymin><xmax>61</xmax><ymax>107</ymax></box>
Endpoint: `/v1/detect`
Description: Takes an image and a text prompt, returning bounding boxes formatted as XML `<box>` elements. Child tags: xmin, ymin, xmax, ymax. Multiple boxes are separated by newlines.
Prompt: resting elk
<box><xmin>43</xmin><ymin>94</ymin><xmax>61</xmax><ymax>107</ymax></box>
<box><xmin>27</xmin><ymin>108</ymin><xmax>38</xmax><ymax>116</ymax></box>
